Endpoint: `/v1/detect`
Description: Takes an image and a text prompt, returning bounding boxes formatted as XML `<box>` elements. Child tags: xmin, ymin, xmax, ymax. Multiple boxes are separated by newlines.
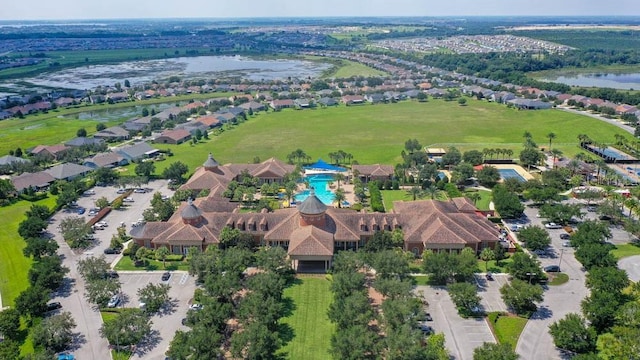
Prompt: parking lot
<box><xmin>47</xmin><ymin>180</ymin><xmax>176</xmax><ymax>359</ymax></box>
<box><xmin>416</xmin><ymin>285</ymin><xmax>496</xmax><ymax>360</ymax></box>
<box><xmin>475</xmin><ymin>274</ymin><xmax>508</xmax><ymax>313</ymax></box>
<box><xmin>116</xmin><ymin>271</ymin><xmax>196</xmax><ymax>360</ymax></box>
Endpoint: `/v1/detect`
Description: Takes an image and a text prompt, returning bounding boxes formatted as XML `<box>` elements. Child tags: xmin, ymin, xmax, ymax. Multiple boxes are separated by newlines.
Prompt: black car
<box><xmin>486</xmin><ymin>272</ymin><xmax>494</xmax><ymax>281</ymax></box>
<box><xmin>46</xmin><ymin>302</ymin><xmax>62</xmax><ymax>312</ymax></box>
<box><xmin>103</xmin><ymin>248</ymin><xmax>118</xmax><ymax>254</ymax></box>
<box><xmin>418</xmin><ymin>324</ymin><xmax>434</xmax><ymax>335</ymax></box>
<box><xmin>560</xmin><ymin>233</ymin><xmax>570</xmax><ymax>240</ymax></box>
<box><xmin>161</xmin><ymin>272</ymin><xmax>171</xmax><ymax>281</ymax></box>
<box><xmin>544</xmin><ymin>265</ymin><xmax>561</xmax><ymax>273</ymax></box>
<box><xmin>424</xmin><ymin>312</ymin><xmax>433</xmax><ymax>321</ymax></box>
<box><xmin>106</xmin><ymin>270</ymin><xmax>119</xmax><ymax>279</ymax></box>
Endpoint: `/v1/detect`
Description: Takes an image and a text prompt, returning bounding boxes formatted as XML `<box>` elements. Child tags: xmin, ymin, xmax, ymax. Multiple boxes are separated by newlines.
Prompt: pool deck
<box><xmin>491</xmin><ymin>164</ymin><xmax>535</xmax><ymax>181</ymax></box>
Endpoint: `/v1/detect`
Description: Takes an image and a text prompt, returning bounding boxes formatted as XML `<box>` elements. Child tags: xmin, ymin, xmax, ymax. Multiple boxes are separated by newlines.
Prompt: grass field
<box><xmin>477</xmin><ymin>257</ymin><xmax>513</xmax><ymax>274</ymax></box>
<box><xmin>151</xmin><ymin>99</ymin><xmax>629</xmax><ymax>173</ymax></box>
<box><xmin>279</xmin><ymin>276</ymin><xmax>333</xmax><ymax>360</ymax></box>
<box><xmin>611</xmin><ymin>243</ymin><xmax>640</xmax><ymax>260</ymax></box>
<box><xmin>381</xmin><ymin>190</ymin><xmax>410</xmax><ymax>211</ymax></box>
<box><xmin>0</xmin><ymin>93</ymin><xmax>235</xmax><ymax>156</ymax></box>
<box><xmin>329</xmin><ymin>60</ymin><xmax>386</xmax><ymax>78</ymax></box>
<box><xmin>464</xmin><ymin>189</ymin><xmax>492</xmax><ymax>211</ymax></box>
<box><xmin>0</xmin><ymin>196</ymin><xmax>57</xmax><ymax>307</ymax></box>
<box><xmin>114</xmin><ymin>256</ymin><xmax>190</xmax><ymax>271</ymax></box>
<box><xmin>488</xmin><ymin>312</ymin><xmax>528</xmax><ymax>350</ymax></box>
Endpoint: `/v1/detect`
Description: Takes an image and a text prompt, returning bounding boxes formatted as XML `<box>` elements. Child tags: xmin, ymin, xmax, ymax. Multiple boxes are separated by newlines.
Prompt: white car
<box><xmin>123</xmin><ymin>197</ymin><xmax>134</xmax><ymax>203</ymax></box>
<box><xmin>107</xmin><ymin>294</ymin><xmax>121</xmax><ymax>308</ymax></box>
<box><xmin>545</xmin><ymin>222</ymin><xmax>562</xmax><ymax>229</ymax></box>
<box><xmin>97</xmin><ymin>221</ymin><xmax>108</xmax><ymax>227</ymax></box>
<box><xmin>133</xmin><ymin>188</ymin><xmax>146</xmax><ymax>193</ymax></box>
<box><xmin>189</xmin><ymin>304</ymin><xmax>203</xmax><ymax>311</ymax></box>
<box><xmin>83</xmin><ymin>190</ymin><xmax>95</xmax><ymax>196</ymax></box>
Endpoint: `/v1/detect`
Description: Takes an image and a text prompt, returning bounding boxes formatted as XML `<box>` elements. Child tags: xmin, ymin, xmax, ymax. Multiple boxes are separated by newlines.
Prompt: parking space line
<box><xmin>179</xmin><ymin>273</ymin><xmax>189</xmax><ymax>285</ymax></box>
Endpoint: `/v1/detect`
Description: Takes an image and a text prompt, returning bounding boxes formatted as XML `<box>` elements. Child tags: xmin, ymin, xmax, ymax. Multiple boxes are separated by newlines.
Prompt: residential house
<box><xmin>0</xmin><ymin>155</ymin><xmax>30</xmax><ymax>167</ymax></box>
<box><xmin>294</xmin><ymin>98</ymin><xmax>312</xmax><ymax>108</ymax></box>
<box><xmin>29</xmin><ymin>145</ymin><xmax>69</xmax><ymax>160</ymax></box>
<box><xmin>64</xmin><ymin>137</ymin><xmax>105</xmax><ymax>148</ymax></box>
<box><xmin>507</xmin><ymin>98</ymin><xmax>553</xmax><ymax>110</ymax></box>
<box><xmin>318</xmin><ymin>97</ymin><xmax>338</xmax><ymax>107</ymax></box>
<box><xmin>239</xmin><ymin>101</ymin><xmax>266</xmax><ymax>112</ymax></box>
<box><xmin>45</xmin><ymin>163</ymin><xmax>93</xmax><ymax>181</ymax></box>
<box><xmin>270</xmin><ymin>99</ymin><xmax>295</xmax><ymax>110</ymax></box>
<box><xmin>341</xmin><ymin>95</ymin><xmax>365</xmax><ymax>105</ymax></box>
<box><xmin>11</xmin><ymin>171</ymin><xmax>55</xmax><ymax>193</ymax></box>
<box><xmin>116</xmin><ymin>142</ymin><xmax>159</xmax><ymax>162</ymax></box>
<box><xmin>94</xmin><ymin>126</ymin><xmax>130</xmax><ymax>141</ymax></box>
<box><xmin>193</xmin><ymin>115</ymin><xmax>222</xmax><ymax>129</ymax></box>
<box><xmin>106</xmin><ymin>92</ymin><xmax>129</xmax><ymax>103</ymax></box>
<box><xmin>84</xmin><ymin>152</ymin><xmax>128</xmax><ymax>169</ymax></box>
<box><xmin>365</xmin><ymin>94</ymin><xmax>386</xmax><ymax>104</ymax></box>
<box><xmin>155</xmin><ymin>129</ymin><xmax>192</xmax><ymax>144</ymax></box>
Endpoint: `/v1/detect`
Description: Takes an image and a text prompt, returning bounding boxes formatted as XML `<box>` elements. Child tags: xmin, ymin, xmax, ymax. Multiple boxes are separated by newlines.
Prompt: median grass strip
<box><xmin>0</xmin><ymin>197</ymin><xmax>57</xmax><ymax>307</ymax></box>
<box><xmin>114</xmin><ymin>256</ymin><xmax>190</xmax><ymax>272</ymax></box>
<box><xmin>100</xmin><ymin>310</ymin><xmax>132</xmax><ymax>360</ymax></box>
<box><xmin>548</xmin><ymin>273</ymin><xmax>569</xmax><ymax>286</ymax></box>
<box><xmin>487</xmin><ymin>312</ymin><xmax>528</xmax><ymax>350</ymax></box>
<box><xmin>279</xmin><ymin>276</ymin><xmax>333</xmax><ymax>360</ymax></box>
<box><xmin>611</xmin><ymin>243</ymin><xmax>640</xmax><ymax>260</ymax></box>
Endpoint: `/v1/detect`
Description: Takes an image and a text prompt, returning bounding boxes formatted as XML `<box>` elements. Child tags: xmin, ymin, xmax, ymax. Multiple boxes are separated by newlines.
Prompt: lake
<box><xmin>61</xmin><ymin>102</ymin><xmax>178</xmax><ymax>122</ymax></box>
<box><xmin>540</xmin><ymin>72</ymin><xmax>640</xmax><ymax>90</ymax></box>
<box><xmin>3</xmin><ymin>55</ymin><xmax>331</xmax><ymax>92</ymax></box>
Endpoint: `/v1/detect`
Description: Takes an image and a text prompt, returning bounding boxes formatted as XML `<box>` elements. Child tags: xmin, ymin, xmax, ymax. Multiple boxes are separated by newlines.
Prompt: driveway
<box><xmin>475</xmin><ymin>273</ymin><xmax>509</xmax><ymax>313</ymax></box>
<box><xmin>416</xmin><ymin>285</ymin><xmax>495</xmax><ymax>360</ymax></box>
<box><xmin>116</xmin><ymin>271</ymin><xmax>196</xmax><ymax>360</ymax></box>
<box><xmin>48</xmin><ymin>180</ymin><xmax>173</xmax><ymax>359</ymax></box>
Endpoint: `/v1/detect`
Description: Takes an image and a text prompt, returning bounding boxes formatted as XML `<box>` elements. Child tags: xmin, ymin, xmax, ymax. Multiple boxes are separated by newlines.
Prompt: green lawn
<box><xmin>329</xmin><ymin>60</ymin><xmax>387</xmax><ymax>78</ymax></box>
<box><xmin>548</xmin><ymin>273</ymin><xmax>569</xmax><ymax>286</ymax></box>
<box><xmin>381</xmin><ymin>190</ymin><xmax>411</xmax><ymax>211</ymax></box>
<box><xmin>412</xmin><ymin>275</ymin><xmax>430</xmax><ymax>286</ymax></box>
<box><xmin>477</xmin><ymin>257</ymin><xmax>513</xmax><ymax>274</ymax></box>
<box><xmin>488</xmin><ymin>312</ymin><xmax>528</xmax><ymax>350</ymax></box>
<box><xmin>113</xmin><ymin>256</ymin><xmax>190</xmax><ymax>271</ymax></box>
<box><xmin>611</xmin><ymin>243</ymin><xmax>640</xmax><ymax>260</ymax></box>
<box><xmin>464</xmin><ymin>189</ymin><xmax>492</xmax><ymax>211</ymax></box>
<box><xmin>279</xmin><ymin>277</ymin><xmax>334</xmax><ymax>360</ymax></box>
<box><xmin>100</xmin><ymin>310</ymin><xmax>132</xmax><ymax>360</ymax></box>
<box><xmin>0</xmin><ymin>196</ymin><xmax>57</xmax><ymax>307</ymax></box>
<box><xmin>152</xmin><ymin>99</ymin><xmax>628</xmax><ymax>172</ymax></box>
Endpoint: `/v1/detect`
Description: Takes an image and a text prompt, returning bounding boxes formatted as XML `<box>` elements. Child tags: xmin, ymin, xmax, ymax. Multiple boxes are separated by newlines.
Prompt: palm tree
<box><xmin>523</xmin><ymin>131</ymin><xmax>532</xmax><ymax>141</ymax></box>
<box><xmin>482</xmin><ymin>148</ymin><xmax>490</xmax><ymax>162</ymax></box>
<box><xmin>333</xmin><ymin>188</ymin><xmax>346</xmax><ymax>208</ymax></box>
<box><xmin>547</xmin><ymin>132</ymin><xmax>556</xmax><ymax>151</ymax></box>
<box><xmin>550</xmin><ymin>148</ymin><xmax>563</xmax><ymax>168</ymax></box>
<box><xmin>406</xmin><ymin>186</ymin><xmax>423</xmax><ymax>201</ymax></box>
<box><xmin>334</xmin><ymin>173</ymin><xmax>345</xmax><ymax>190</ymax></box>
<box><xmin>504</xmin><ymin>149</ymin><xmax>514</xmax><ymax>160</ymax></box>
<box><xmin>625</xmin><ymin>198</ymin><xmax>639</xmax><ymax>219</ymax></box>
<box><xmin>425</xmin><ymin>185</ymin><xmax>440</xmax><ymax>200</ymax></box>
<box><xmin>466</xmin><ymin>192</ymin><xmax>482</xmax><ymax>206</ymax></box>
<box><xmin>480</xmin><ymin>248</ymin><xmax>495</xmax><ymax>272</ymax></box>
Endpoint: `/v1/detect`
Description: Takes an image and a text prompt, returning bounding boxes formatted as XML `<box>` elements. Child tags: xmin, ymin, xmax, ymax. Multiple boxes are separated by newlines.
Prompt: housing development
<box><xmin>0</xmin><ymin>7</ymin><xmax>640</xmax><ymax>360</ymax></box>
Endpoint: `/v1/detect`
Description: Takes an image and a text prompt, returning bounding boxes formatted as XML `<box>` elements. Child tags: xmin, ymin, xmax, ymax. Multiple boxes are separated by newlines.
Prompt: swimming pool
<box><xmin>294</xmin><ymin>173</ymin><xmax>336</xmax><ymax>205</ymax></box>
<box><xmin>498</xmin><ymin>168</ymin><xmax>526</xmax><ymax>182</ymax></box>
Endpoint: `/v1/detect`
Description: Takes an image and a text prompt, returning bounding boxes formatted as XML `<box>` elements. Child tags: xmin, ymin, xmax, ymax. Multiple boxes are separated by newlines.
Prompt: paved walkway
<box><xmin>619</xmin><ymin>255</ymin><xmax>640</xmax><ymax>282</ymax></box>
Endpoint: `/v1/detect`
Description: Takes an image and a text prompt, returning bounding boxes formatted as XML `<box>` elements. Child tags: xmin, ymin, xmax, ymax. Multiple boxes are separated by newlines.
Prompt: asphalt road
<box><xmin>619</xmin><ymin>255</ymin><xmax>640</xmax><ymax>282</ymax></box>
<box><xmin>48</xmin><ymin>180</ymin><xmax>172</xmax><ymax>359</ymax></box>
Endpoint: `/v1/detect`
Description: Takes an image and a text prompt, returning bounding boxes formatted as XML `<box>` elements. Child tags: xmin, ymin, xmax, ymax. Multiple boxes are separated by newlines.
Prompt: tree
<box><xmin>458</xmin><ymin>97</ymin><xmax>467</xmax><ymax>106</ymax></box>
<box><xmin>585</xmin><ymin>266</ymin><xmax>629</xmax><ymax>294</ymax></box>
<box><xmin>28</xmin><ymin>255</ymin><xmax>68</xmax><ymax>291</ymax></box>
<box><xmin>455</xmin><ymin>247</ymin><xmax>479</xmax><ymax>281</ymax></box>
<box><xmin>452</xmin><ymin>163</ymin><xmax>475</xmax><ymax>184</ymax></box>
<box><xmin>23</xmin><ymin>237</ymin><xmax>59</xmax><ymax>259</ymax></box>
<box><xmin>508</xmin><ymin>252</ymin><xmax>543</xmax><ymax>283</ymax></box>
<box><xmin>56</xmin><ymin>186</ymin><xmax>79</xmax><ymax>209</ymax></box>
<box><xmin>0</xmin><ymin>308</ymin><xmax>20</xmax><ymax>340</ymax></box>
<box><xmin>167</xmin><ymin>328</ymin><xmax>223</xmax><ymax>360</ymax></box>
<box><xmin>135</xmin><ymin>161</ymin><xmax>155</xmax><ymax>177</ymax></box>
<box><xmin>93</xmin><ymin>167</ymin><xmax>118</xmax><ymax>185</ymax></box>
<box><xmin>596</xmin><ymin>326</ymin><xmax>640</xmax><ymax>359</ymax></box>
<box><xmin>25</xmin><ymin>204</ymin><xmax>51</xmax><ymax>221</ymax></box>
<box><xmin>575</xmin><ymin>243</ymin><xmax>617</xmax><ymax>270</ymax></box>
<box><xmin>441</xmin><ymin>146</ymin><xmax>462</xmax><ymax>167</ymax></box>
<box><xmin>581</xmin><ymin>290</ymin><xmax>620</xmax><ymax>333</ymax></box>
<box><xmin>32</xmin><ymin>311</ymin><xmax>76</xmax><ymax>353</ymax></box>
<box><xmin>138</xmin><ymin>282</ymin><xmax>171</xmax><ymax>313</ymax></box>
<box><xmin>518</xmin><ymin>226</ymin><xmax>551</xmax><ymax>251</ymax></box>
<box><xmin>333</xmin><ymin>188</ymin><xmax>346</xmax><ymax>208</ymax></box>
<box><xmin>479</xmin><ymin>248</ymin><xmax>495</xmax><ymax>270</ymax></box>
<box><xmin>473</xmin><ymin>342</ymin><xmax>519</xmax><ymax>360</ymax></box>
<box><xmin>0</xmin><ymin>178</ymin><xmax>16</xmax><ymax>200</ymax></box>
<box><xmin>476</xmin><ymin>166</ymin><xmax>501</xmax><ymax>188</ymax></box>
<box><xmin>59</xmin><ymin>216</ymin><xmax>92</xmax><ymax>248</ymax></box>
<box><xmin>100</xmin><ymin>308</ymin><xmax>152</xmax><ymax>347</ymax></box>
<box><xmin>330</xmin><ymin>324</ymin><xmax>379</xmax><ymax>360</ymax></box>
<box><xmin>448</xmin><ymin>282</ymin><xmax>481</xmax><ymax>315</ymax></box>
<box><xmin>76</xmin><ymin>128</ymin><xmax>87</xmax><ymax>137</ymax></box>
<box><xmin>463</xmin><ymin>150</ymin><xmax>484</xmax><ymax>166</ymax></box>
<box><xmin>231</xmin><ymin>321</ymin><xmax>282</xmax><ymax>359</ymax></box>
<box><xmin>96</xmin><ymin>123</ymin><xmax>107</xmax><ymax>131</ymax></box>
<box><xmin>0</xmin><ymin>340</ymin><xmax>20</xmax><ymax>360</ymax></box>
<box><xmin>492</xmin><ymin>185</ymin><xmax>525</xmax><ymax>219</ymax></box>
<box><xmin>520</xmin><ymin>147</ymin><xmax>543</xmax><ymax>170</ymax></box>
<box><xmin>500</xmin><ymin>279</ymin><xmax>544</xmax><ymax>315</ymax></box>
<box><xmin>163</xmin><ymin>161</ymin><xmax>189</xmax><ymax>184</ymax></box>
<box><xmin>423</xmin><ymin>250</ymin><xmax>457</xmax><ymax>284</ymax></box>
<box><xmin>539</xmin><ymin>203</ymin><xmax>581</xmax><ymax>224</ymax></box>
<box><xmin>18</xmin><ymin>216</ymin><xmax>48</xmax><ymax>239</ymax></box>
<box><xmin>547</xmin><ymin>132</ymin><xmax>556</xmax><ymax>151</ymax></box>
<box><xmin>406</xmin><ymin>186</ymin><xmax>424</xmax><ymax>201</ymax></box>
<box><xmin>155</xmin><ymin>246</ymin><xmax>170</xmax><ymax>268</ymax></box>
<box><xmin>15</xmin><ymin>285</ymin><xmax>50</xmax><ymax>319</ymax></box>
<box><xmin>549</xmin><ymin>313</ymin><xmax>597</xmax><ymax>354</ymax></box>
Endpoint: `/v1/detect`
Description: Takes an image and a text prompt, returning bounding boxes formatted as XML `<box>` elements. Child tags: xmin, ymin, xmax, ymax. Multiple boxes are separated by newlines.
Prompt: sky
<box><xmin>2</xmin><ymin>0</ymin><xmax>639</xmax><ymax>21</ymax></box>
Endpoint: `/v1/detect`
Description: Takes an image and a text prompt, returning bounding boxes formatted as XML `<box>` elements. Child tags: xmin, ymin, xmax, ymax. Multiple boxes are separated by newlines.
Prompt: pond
<box><xmin>6</xmin><ymin>55</ymin><xmax>331</xmax><ymax>91</ymax></box>
<box><xmin>539</xmin><ymin>72</ymin><xmax>640</xmax><ymax>90</ymax></box>
<box><xmin>61</xmin><ymin>102</ymin><xmax>178</xmax><ymax>122</ymax></box>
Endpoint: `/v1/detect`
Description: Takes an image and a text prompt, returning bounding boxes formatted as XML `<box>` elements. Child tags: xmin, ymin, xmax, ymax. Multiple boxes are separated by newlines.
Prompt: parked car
<box><xmin>486</xmin><ymin>272</ymin><xmax>494</xmax><ymax>281</ymax></box>
<box><xmin>544</xmin><ymin>265</ymin><xmax>561</xmax><ymax>273</ymax></box>
<box><xmin>560</xmin><ymin>233</ymin><xmax>570</xmax><ymax>240</ymax></box>
<box><xmin>545</xmin><ymin>222</ymin><xmax>562</xmax><ymax>229</ymax></box>
<box><xmin>103</xmin><ymin>248</ymin><xmax>120</xmax><ymax>255</ymax></box>
<box><xmin>116</xmin><ymin>188</ymin><xmax>127</xmax><ymax>194</ymax></box>
<box><xmin>92</xmin><ymin>224</ymin><xmax>105</xmax><ymax>231</ymax></box>
<box><xmin>107</xmin><ymin>294</ymin><xmax>121</xmax><ymax>308</ymax></box>
<box><xmin>46</xmin><ymin>302</ymin><xmax>62</xmax><ymax>312</ymax></box>
<box><xmin>76</xmin><ymin>207</ymin><xmax>86</xmax><ymax>215</ymax></box>
<box><xmin>562</xmin><ymin>241</ymin><xmax>572</xmax><ymax>247</ymax></box>
<box><xmin>189</xmin><ymin>303</ymin><xmax>203</xmax><ymax>311</ymax></box>
<box><xmin>88</xmin><ymin>209</ymin><xmax>99</xmax><ymax>216</ymax></box>
<box><xmin>161</xmin><ymin>272</ymin><xmax>171</xmax><ymax>281</ymax></box>
<box><xmin>97</xmin><ymin>221</ymin><xmax>108</xmax><ymax>227</ymax></box>
<box><xmin>587</xmin><ymin>206</ymin><xmax>597</xmax><ymax>212</ymax></box>
<box><xmin>83</xmin><ymin>190</ymin><xmax>95</xmax><ymax>196</ymax></box>
<box><xmin>106</xmin><ymin>270</ymin><xmax>119</xmax><ymax>279</ymax></box>
<box><xmin>424</xmin><ymin>312</ymin><xmax>433</xmax><ymax>321</ymax></box>
<box><xmin>133</xmin><ymin>188</ymin><xmax>146</xmax><ymax>193</ymax></box>
<box><xmin>123</xmin><ymin>197</ymin><xmax>135</xmax><ymax>203</ymax></box>
<box><xmin>418</xmin><ymin>324</ymin><xmax>434</xmax><ymax>335</ymax></box>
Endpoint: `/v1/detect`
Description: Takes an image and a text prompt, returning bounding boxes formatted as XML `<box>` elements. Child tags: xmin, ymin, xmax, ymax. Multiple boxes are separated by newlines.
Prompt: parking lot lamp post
<box><xmin>558</xmin><ymin>248</ymin><xmax>564</xmax><ymax>270</ymax></box>
<box><xmin>526</xmin><ymin>272</ymin><xmax>534</xmax><ymax>284</ymax></box>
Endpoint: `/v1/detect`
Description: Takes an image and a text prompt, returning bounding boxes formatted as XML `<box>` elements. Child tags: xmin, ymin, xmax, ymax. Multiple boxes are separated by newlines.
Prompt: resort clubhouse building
<box><xmin>131</xmin><ymin>154</ymin><xmax>501</xmax><ymax>271</ymax></box>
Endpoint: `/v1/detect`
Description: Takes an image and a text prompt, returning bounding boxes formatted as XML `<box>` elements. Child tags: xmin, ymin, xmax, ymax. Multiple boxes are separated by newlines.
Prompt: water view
<box><xmin>61</xmin><ymin>102</ymin><xmax>178</xmax><ymax>122</ymax></box>
<box><xmin>3</xmin><ymin>55</ymin><xmax>331</xmax><ymax>92</ymax></box>
<box><xmin>540</xmin><ymin>72</ymin><xmax>640</xmax><ymax>90</ymax></box>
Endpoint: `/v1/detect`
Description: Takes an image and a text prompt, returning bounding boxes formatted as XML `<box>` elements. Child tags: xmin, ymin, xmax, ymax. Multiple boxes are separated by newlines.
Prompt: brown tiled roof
<box><xmin>352</xmin><ymin>164</ymin><xmax>394</xmax><ymax>177</ymax></box>
<box><xmin>288</xmin><ymin>226</ymin><xmax>334</xmax><ymax>256</ymax></box>
<box><xmin>11</xmin><ymin>171</ymin><xmax>55</xmax><ymax>192</ymax></box>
